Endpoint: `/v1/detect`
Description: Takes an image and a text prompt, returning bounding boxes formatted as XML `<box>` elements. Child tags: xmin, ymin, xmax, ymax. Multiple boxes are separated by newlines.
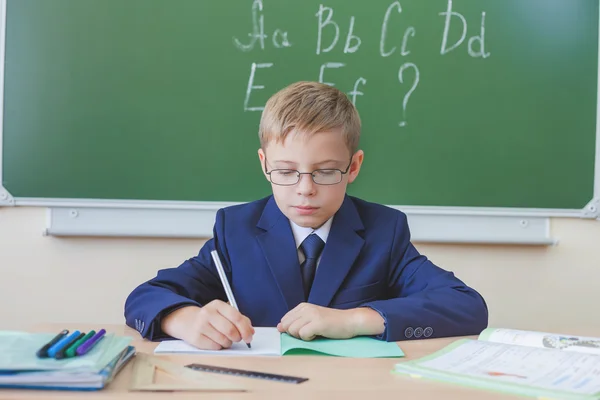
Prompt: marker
<box><xmin>65</xmin><ymin>330</ymin><xmax>95</xmax><ymax>358</ymax></box>
<box><xmin>55</xmin><ymin>332</ymin><xmax>85</xmax><ymax>360</ymax></box>
<box><xmin>211</xmin><ymin>250</ymin><xmax>252</xmax><ymax>349</ymax></box>
<box><xmin>36</xmin><ymin>329</ymin><xmax>69</xmax><ymax>358</ymax></box>
<box><xmin>76</xmin><ymin>329</ymin><xmax>106</xmax><ymax>356</ymax></box>
<box><xmin>47</xmin><ymin>330</ymin><xmax>81</xmax><ymax>358</ymax></box>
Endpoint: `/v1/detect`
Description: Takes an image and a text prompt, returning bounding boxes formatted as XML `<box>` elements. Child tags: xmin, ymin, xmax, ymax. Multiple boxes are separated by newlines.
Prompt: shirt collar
<box><xmin>289</xmin><ymin>217</ymin><xmax>333</xmax><ymax>249</ymax></box>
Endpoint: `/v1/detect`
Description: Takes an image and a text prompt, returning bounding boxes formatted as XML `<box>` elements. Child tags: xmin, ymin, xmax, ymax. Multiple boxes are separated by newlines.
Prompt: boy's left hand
<box><xmin>277</xmin><ymin>303</ymin><xmax>385</xmax><ymax>341</ymax></box>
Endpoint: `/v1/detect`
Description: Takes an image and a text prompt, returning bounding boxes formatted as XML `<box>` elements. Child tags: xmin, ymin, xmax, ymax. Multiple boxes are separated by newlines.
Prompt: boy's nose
<box><xmin>296</xmin><ymin>173</ymin><xmax>316</xmax><ymax>196</ymax></box>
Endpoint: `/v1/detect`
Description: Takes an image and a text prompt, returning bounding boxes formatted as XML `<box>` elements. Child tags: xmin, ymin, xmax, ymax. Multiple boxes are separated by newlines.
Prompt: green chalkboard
<box><xmin>2</xmin><ymin>0</ymin><xmax>598</xmax><ymax>209</ymax></box>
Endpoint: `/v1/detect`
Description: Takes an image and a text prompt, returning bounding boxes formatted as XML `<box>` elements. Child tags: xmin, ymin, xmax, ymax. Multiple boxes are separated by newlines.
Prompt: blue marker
<box><xmin>47</xmin><ymin>330</ymin><xmax>81</xmax><ymax>358</ymax></box>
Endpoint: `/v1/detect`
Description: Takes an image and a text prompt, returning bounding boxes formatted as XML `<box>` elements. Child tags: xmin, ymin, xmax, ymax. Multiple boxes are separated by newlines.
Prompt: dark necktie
<box><xmin>299</xmin><ymin>233</ymin><xmax>325</xmax><ymax>300</ymax></box>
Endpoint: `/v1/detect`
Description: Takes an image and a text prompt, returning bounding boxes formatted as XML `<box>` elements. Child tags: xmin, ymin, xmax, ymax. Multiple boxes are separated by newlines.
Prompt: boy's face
<box><xmin>258</xmin><ymin>130</ymin><xmax>364</xmax><ymax>229</ymax></box>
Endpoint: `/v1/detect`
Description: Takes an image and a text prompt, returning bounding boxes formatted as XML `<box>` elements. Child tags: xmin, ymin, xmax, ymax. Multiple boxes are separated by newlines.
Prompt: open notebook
<box><xmin>393</xmin><ymin>328</ymin><xmax>600</xmax><ymax>400</ymax></box>
<box><xmin>154</xmin><ymin>327</ymin><xmax>403</xmax><ymax>358</ymax></box>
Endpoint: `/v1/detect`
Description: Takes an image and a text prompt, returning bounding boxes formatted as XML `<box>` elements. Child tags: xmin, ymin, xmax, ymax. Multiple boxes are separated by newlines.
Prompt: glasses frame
<box><xmin>264</xmin><ymin>156</ymin><xmax>353</xmax><ymax>186</ymax></box>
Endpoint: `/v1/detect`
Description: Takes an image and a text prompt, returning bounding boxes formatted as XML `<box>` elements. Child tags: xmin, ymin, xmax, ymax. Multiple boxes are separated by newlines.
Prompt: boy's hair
<box><xmin>259</xmin><ymin>81</ymin><xmax>361</xmax><ymax>154</ymax></box>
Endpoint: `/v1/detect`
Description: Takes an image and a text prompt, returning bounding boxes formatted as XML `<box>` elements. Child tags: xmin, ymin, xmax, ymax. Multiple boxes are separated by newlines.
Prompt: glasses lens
<box><xmin>270</xmin><ymin>170</ymin><xmax>299</xmax><ymax>185</ymax></box>
<box><xmin>312</xmin><ymin>170</ymin><xmax>342</xmax><ymax>185</ymax></box>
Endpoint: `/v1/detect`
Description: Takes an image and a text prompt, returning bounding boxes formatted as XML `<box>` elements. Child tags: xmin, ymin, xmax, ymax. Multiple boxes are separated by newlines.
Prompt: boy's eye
<box><xmin>315</xmin><ymin>169</ymin><xmax>337</xmax><ymax>176</ymax></box>
<box><xmin>275</xmin><ymin>170</ymin><xmax>296</xmax><ymax>177</ymax></box>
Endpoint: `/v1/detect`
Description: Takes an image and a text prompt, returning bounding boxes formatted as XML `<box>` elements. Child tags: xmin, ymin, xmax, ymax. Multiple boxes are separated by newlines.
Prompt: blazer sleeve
<box><xmin>363</xmin><ymin>212</ymin><xmax>488</xmax><ymax>342</ymax></box>
<box><xmin>124</xmin><ymin>209</ymin><xmax>230</xmax><ymax>340</ymax></box>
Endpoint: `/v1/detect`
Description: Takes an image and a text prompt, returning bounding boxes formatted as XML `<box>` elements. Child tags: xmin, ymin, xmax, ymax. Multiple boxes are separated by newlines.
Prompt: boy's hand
<box><xmin>160</xmin><ymin>301</ymin><xmax>254</xmax><ymax>350</ymax></box>
<box><xmin>277</xmin><ymin>303</ymin><xmax>385</xmax><ymax>341</ymax></box>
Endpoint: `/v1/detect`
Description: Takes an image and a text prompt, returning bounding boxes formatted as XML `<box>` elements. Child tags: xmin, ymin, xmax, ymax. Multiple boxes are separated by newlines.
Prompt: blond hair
<box><xmin>259</xmin><ymin>81</ymin><xmax>361</xmax><ymax>154</ymax></box>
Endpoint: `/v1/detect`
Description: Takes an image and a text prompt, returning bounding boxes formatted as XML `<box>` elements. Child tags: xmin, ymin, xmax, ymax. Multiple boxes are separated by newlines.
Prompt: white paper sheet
<box><xmin>413</xmin><ymin>340</ymin><xmax>600</xmax><ymax>395</ymax></box>
<box><xmin>154</xmin><ymin>327</ymin><xmax>281</xmax><ymax>356</ymax></box>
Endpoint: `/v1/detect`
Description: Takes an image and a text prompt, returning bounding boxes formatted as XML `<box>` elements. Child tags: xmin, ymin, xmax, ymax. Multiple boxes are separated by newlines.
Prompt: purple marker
<box><xmin>76</xmin><ymin>329</ymin><xmax>106</xmax><ymax>356</ymax></box>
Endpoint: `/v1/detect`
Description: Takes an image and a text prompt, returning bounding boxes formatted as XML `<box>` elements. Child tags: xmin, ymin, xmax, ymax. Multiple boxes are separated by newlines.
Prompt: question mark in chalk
<box><xmin>398</xmin><ymin>62</ymin><xmax>420</xmax><ymax>127</ymax></box>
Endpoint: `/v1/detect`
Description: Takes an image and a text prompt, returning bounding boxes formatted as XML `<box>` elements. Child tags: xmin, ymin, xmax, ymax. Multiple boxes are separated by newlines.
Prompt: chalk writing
<box><xmin>234</xmin><ymin>1</ymin><xmax>490</xmax><ymax>128</ymax></box>
<box><xmin>234</xmin><ymin>0</ymin><xmax>292</xmax><ymax>52</ymax></box>
<box><xmin>440</xmin><ymin>0</ymin><xmax>490</xmax><ymax>58</ymax></box>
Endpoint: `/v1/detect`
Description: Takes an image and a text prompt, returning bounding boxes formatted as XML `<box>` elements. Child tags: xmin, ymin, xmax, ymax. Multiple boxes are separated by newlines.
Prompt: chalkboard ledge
<box><xmin>19</xmin><ymin>199</ymin><xmax>563</xmax><ymax>246</ymax></box>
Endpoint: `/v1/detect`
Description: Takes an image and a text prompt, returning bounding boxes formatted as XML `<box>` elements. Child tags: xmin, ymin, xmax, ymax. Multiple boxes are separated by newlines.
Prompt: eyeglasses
<box><xmin>264</xmin><ymin>156</ymin><xmax>353</xmax><ymax>186</ymax></box>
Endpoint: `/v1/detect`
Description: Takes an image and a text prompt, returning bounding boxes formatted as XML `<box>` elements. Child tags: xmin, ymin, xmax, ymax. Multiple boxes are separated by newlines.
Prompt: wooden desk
<box><xmin>2</xmin><ymin>325</ymin><xmax>518</xmax><ymax>400</ymax></box>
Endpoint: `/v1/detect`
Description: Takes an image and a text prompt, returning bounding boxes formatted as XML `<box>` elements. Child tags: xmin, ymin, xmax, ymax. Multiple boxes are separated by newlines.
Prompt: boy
<box><xmin>125</xmin><ymin>81</ymin><xmax>488</xmax><ymax>349</ymax></box>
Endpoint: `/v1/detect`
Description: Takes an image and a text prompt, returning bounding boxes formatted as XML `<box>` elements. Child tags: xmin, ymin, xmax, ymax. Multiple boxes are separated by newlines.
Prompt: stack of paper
<box><xmin>0</xmin><ymin>331</ymin><xmax>134</xmax><ymax>391</ymax></box>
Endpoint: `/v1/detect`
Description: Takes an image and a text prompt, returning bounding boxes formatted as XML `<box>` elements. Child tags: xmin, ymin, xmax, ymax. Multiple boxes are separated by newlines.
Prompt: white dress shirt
<box><xmin>289</xmin><ymin>217</ymin><xmax>333</xmax><ymax>266</ymax></box>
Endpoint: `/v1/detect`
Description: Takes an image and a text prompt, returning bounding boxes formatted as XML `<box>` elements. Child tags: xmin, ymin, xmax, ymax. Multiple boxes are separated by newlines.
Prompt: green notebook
<box><xmin>281</xmin><ymin>333</ymin><xmax>403</xmax><ymax>358</ymax></box>
<box><xmin>154</xmin><ymin>327</ymin><xmax>404</xmax><ymax>358</ymax></box>
<box><xmin>393</xmin><ymin>328</ymin><xmax>600</xmax><ymax>399</ymax></box>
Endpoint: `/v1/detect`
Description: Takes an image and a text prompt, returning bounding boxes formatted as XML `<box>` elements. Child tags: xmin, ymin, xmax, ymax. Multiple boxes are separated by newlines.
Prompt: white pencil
<box><xmin>210</xmin><ymin>250</ymin><xmax>251</xmax><ymax>348</ymax></box>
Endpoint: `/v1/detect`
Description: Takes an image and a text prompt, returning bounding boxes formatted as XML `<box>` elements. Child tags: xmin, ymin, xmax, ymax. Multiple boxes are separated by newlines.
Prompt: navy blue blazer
<box><xmin>125</xmin><ymin>195</ymin><xmax>488</xmax><ymax>342</ymax></box>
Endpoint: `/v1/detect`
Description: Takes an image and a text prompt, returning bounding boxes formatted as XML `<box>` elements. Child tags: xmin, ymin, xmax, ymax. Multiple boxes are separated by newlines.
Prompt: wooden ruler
<box><xmin>129</xmin><ymin>353</ymin><xmax>246</xmax><ymax>392</ymax></box>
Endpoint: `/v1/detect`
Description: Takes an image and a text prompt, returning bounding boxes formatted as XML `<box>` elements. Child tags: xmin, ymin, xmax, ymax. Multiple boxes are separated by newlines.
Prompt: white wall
<box><xmin>1</xmin><ymin>206</ymin><xmax>599</xmax><ymax>336</ymax></box>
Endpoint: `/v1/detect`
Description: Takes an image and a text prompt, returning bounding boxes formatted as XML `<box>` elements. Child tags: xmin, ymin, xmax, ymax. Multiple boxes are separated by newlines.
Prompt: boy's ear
<box><xmin>347</xmin><ymin>150</ymin><xmax>364</xmax><ymax>184</ymax></box>
<box><xmin>257</xmin><ymin>148</ymin><xmax>269</xmax><ymax>181</ymax></box>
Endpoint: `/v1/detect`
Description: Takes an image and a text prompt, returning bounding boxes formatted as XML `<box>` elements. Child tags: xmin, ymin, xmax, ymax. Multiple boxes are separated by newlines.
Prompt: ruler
<box><xmin>185</xmin><ymin>363</ymin><xmax>309</xmax><ymax>384</ymax></box>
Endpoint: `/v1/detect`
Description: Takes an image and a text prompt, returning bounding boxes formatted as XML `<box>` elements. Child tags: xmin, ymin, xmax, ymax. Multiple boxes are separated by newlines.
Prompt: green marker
<box><xmin>65</xmin><ymin>330</ymin><xmax>95</xmax><ymax>358</ymax></box>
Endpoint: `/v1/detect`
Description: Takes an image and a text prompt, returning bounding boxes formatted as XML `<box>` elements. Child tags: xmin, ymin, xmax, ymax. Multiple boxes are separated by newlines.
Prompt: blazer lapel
<box><xmin>309</xmin><ymin>196</ymin><xmax>365</xmax><ymax>307</ymax></box>
<box><xmin>256</xmin><ymin>197</ymin><xmax>305</xmax><ymax>310</ymax></box>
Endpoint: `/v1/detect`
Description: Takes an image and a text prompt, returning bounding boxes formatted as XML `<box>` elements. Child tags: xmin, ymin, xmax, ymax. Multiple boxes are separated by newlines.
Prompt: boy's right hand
<box><xmin>160</xmin><ymin>301</ymin><xmax>254</xmax><ymax>350</ymax></box>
